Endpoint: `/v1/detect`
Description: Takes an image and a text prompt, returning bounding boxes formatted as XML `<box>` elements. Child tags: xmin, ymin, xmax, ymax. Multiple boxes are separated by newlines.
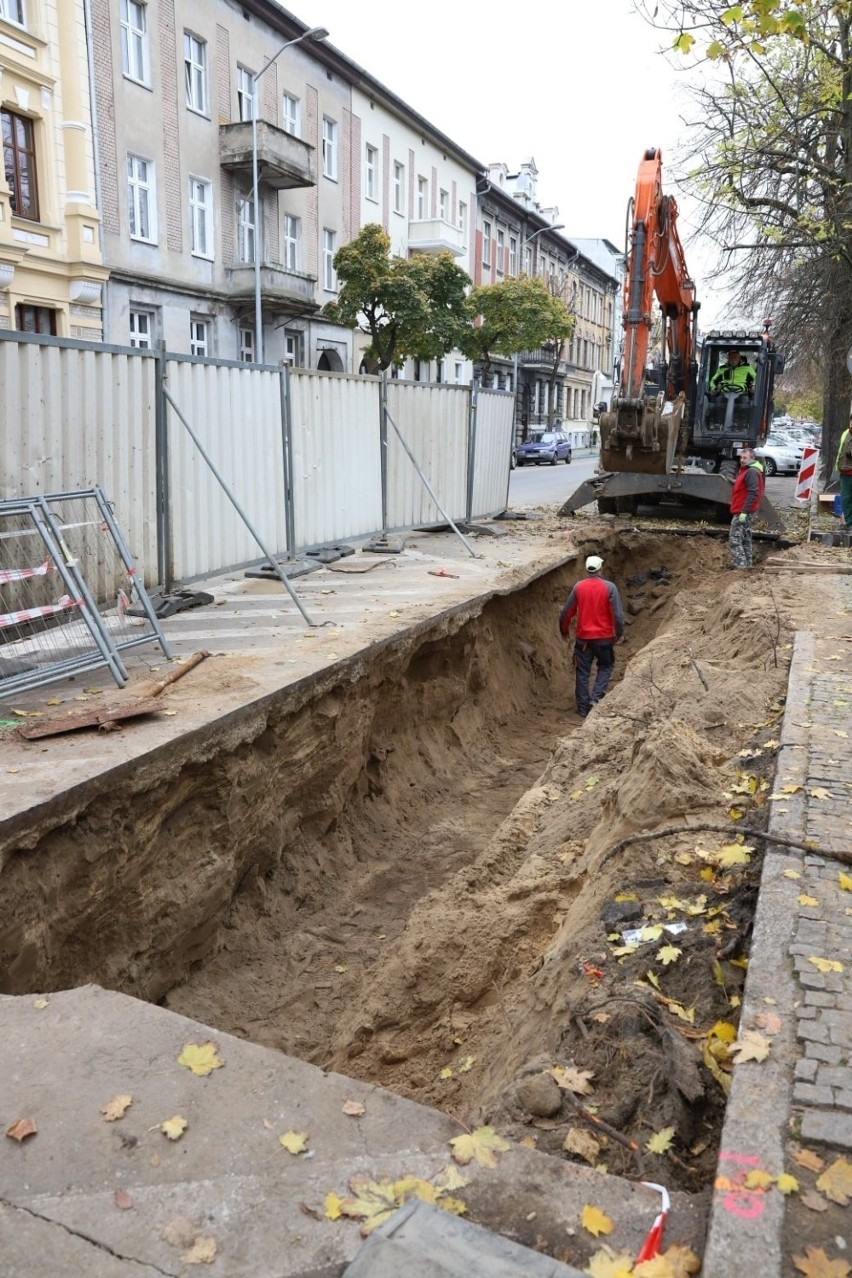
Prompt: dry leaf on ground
<box><xmin>162</xmin><ymin>1217</ymin><xmax>198</xmax><ymax>1249</ymax></box>
<box><xmin>450</xmin><ymin>1125</ymin><xmax>510</xmax><ymax>1168</ymax></box>
<box><xmin>793</xmin><ymin>1148</ymin><xmax>825</xmax><ymax>1173</ymax></box>
<box><xmin>586</xmin><ymin>1247</ymin><xmax>634</xmax><ymax>1278</ymax></box>
<box><xmin>809</xmin><ymin>957</ymin><xmax>844</xmax><ymax>975</ymax></box>
<box><xmin>5</xmin><ymin>1118</ymin><xmax>37</xmax><ymax>1142</ymax></box>
<box><xmin>100</xmin><ymin>1095</ymin><xmax>133</xmax><ymax>1122</ymax></box>
<box><xmin>754</xmin><ymin>1012</ymin><xmax>782</xmax><ymax>1035</ymax></box>
<box><xmin>279</xmin><ymin>1131</ymin><xmax>309</xmax><ymax>1155</ymax></box>
<box><xmin>182</xmin><ymin>1236</ymin><xmax>218</xmax><ymax>1266</ymax></box>
<box><xmin>646</xmin><ymin>1126</ymin><xmax>675</xmax><ymax>1155</ymax></box>
<box><xmin>113</xmin><ymin>1189</ymin><xmax>134</xmax><ymax>1210</ymax></box>
<box><xmin>342</xmin><ymin>1099</ymin><xmax>365</xmax><ymax>1117</ymax></box>
<box><xmin>800</xmin><ymin>1191</ymin><xmax>830</xmax><ymax>1213</ymax></box>
<box><xmin>551</xmin><ymin>1064</ymin><xmax>595</xmax><ymax>1095</ymax></box>
<box><xmin>562</xmin><ymin>1127</ymin><xmax>600</xmax><ymax>1164</ymax></box>
<box><xmin>730</xmin><ymin>1029</ymin><xmax>771</xmax><ymax>1064</ymax></box>
<box><xmin>581</xmin><ymin>1204</ymin><xmax>614</xmax><ymax>1237</ymax></box>
<box><xmin>657</xmin><ymin>945</ymin><xmax>682</xmax><ymax>966</ymax></box>
<box><xmin>816</xmin><ymin>1157</ymin><xmax>852</xmax><ymax>1205</ymax></box>
<box><xmin>743</xmin><ymin>1169</ymin><xmax>774</xmax><ymax>1190</ymax></box>
<box><xmin>839</xmin><ymin>872</ymin><xmax>852</xmax><ymax>892</ymax></box>
<box><xmin>793</xmin><ymin>1246</ymin><xmax>850</xmax><ymax>1278</ymax></box>
<box><xmin>776</xmin><ymin>1173</ymin><xmax>800</xmax><ymax>1195</ymax></box>
<box><xmin>634</xmin><ymin>1245</ymin><xmax>701</xmax><ymax>1277</ymax></box>
<box><xmin>178</xmin><ymin>1041</ymin><xmax>223</xmax><ymax>1077</ymax></box>
<box><xmin>160</xmin><ymin>1116</ymin><xmax>188</xmax><ymax>1141</ymax></box>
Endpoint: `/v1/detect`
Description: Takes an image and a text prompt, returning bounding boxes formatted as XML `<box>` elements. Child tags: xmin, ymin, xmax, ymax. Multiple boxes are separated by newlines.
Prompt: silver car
<box><xmin>755</xmin><ymin>435</ymin><xmax>805</xmax><ymax>476</ymax></box>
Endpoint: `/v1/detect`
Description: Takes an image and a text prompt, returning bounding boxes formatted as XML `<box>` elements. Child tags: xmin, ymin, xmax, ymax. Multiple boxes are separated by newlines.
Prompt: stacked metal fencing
<box><xmin>0</xmin><ymin>331</ymin><xmax>515</xmax><ymax>592</ymax></box>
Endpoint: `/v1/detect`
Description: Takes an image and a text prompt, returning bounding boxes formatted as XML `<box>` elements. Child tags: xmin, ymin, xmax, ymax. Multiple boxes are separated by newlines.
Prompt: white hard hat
<box><xmin>586</xmin><ymin>555</ymin><xmax>604</xmax><ymax>572</ymax></box>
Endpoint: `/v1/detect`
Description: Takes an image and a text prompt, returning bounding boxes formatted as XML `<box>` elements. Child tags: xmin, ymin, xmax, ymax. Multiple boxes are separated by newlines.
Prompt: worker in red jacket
<box><xmin>559</xmin><ymin>554</ymin><xmax>625</xmax><ymax>717</ymax></box>
<box><xmin>728</xmin><ymin>446</ymin><xmax>765</xmax><ymax>569</ymax></box>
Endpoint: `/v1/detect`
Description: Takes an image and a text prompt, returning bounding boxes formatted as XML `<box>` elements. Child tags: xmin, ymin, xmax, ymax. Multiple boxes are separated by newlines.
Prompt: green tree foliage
<box><xmin>463</xmin><ymin>276</ymin><xmax>575</xmax><ymax>374</ymax></box>
<box><xmin>323</xmin><ymin>223</ymin><xmax>472</xmax><ymax>371</ymax></box>
<box><xmin>642</xmin><ymin>1</ymin><xmax>852</xmax><ymax>471</ymax></box>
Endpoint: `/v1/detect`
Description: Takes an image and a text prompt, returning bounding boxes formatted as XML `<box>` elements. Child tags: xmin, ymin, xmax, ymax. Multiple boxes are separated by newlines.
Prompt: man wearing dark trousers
<box><xmin>559</xmin><ymin>555</ymin><xmax>625</xmax><ymax>717</ymax></box>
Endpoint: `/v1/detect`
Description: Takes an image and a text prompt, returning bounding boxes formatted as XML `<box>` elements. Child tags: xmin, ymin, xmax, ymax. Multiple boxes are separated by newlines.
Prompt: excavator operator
<box><xmin>710</xmin><ymin>349</ymin><xmax>755</xmax><ymax>397</ymax></box>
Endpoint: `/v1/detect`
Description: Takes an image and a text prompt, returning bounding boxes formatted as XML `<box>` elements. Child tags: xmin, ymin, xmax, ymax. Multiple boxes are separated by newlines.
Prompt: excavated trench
<box><xmin>1</xmin><ymin>527</ymin><xmax>803</xmax><ymax>1200</ymax></box>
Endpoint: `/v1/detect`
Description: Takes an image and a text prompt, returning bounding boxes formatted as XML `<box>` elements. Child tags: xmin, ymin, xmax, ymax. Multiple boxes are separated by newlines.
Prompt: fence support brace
<box><xmin>163</xmin><ymin>387</ymin><xmax>318</xmax><ymax>628</ymax></box>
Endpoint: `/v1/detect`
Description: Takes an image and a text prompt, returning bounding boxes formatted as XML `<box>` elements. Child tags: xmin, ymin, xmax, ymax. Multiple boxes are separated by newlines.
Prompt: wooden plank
<box><xmin>17</xmin><ymin>698</ymin><xmax>164</xmax><ymax>740</ymax></box>
<box><xmin>764</xmin><ymin>563</ymin><xmax>852</xmax><ymax>576</ymax></box>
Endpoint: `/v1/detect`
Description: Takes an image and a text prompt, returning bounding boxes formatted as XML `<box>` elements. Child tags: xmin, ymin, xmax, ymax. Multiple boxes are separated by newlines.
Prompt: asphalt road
<box><xmin>508</xmin><ymin>452</ymin><xmax>800</xmax><ymax>512</ymax></box>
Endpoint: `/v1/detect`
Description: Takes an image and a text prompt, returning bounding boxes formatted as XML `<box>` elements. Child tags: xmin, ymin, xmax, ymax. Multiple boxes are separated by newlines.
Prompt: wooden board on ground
<box><xmin>17</xmin><ymin>698</ymin><xmax>164</xmax><ymax>740</ymax></box>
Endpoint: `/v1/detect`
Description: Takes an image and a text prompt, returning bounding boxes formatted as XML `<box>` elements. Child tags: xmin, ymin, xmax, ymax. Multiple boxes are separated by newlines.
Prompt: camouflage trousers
<box><xmin>729</xmin><ymin>513</ymin><xmax>754</xmax><ymax>568</ymax></box>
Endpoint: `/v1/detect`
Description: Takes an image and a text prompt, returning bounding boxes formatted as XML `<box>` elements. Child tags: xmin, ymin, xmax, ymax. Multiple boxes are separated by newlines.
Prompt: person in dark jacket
<box><xmin>559</xmin><ymin>554</ymin><xmax>625</xmax><ymax>717</ymax></box>
<box><xmin>728</xmin><ymin>447</ymin><xmax>765</xmax><ymax>569</ymax></box>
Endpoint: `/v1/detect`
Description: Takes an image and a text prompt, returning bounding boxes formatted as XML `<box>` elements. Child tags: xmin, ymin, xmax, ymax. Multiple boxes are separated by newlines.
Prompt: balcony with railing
<box><xmin>219</xmin><ymin>121</ymin><xmax>315</xmax><ymax>190</ymax></box>
<box><xmin>407</xmin><ymin>218</ymin><xmax>465</xmax><ymax>256</ymax></box>
<box><xmin>226</xmin><ymin>262</ymin><xmax>318</xmax><ymax>311</ymax></box>
<box><xmin>518</xmin><ymin>347</ymin><xmax>560</xmax><ymax>368</ymax></box>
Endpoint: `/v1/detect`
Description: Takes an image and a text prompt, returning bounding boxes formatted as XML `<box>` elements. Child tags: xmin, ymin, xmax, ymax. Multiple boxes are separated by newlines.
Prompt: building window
<box><xmin>509</xmin><ymin>235</ymin><xmax>517</xmax><ymax>274</ymax></box>
<box><xmin>120</xmin><ymin>0</ymin><xmax>148</xmax><ymax>84</ymax></box>
<box><xmin>454</xmin><ymin>361</ymin><xmax>464</xmax><ymax>384</ymax></box>
<box><xmin>523</xmin><ymin>245</ymin><xmax>532</xmax><ymax>274</ymax></box>
<box><xmin>127</xmin><ymin>153</ymin><xmax>156</xmax><ymax>242</ymax></box>
<box><xmin>497</xmin><ymin>229</ymin><xmax>505</xmax><ymax>273</ymax></box>
<box><xmin>184</xmin><ymin>32</ymin><xmax>207</xmax><ymax>114</ymax></box>
<box><xmin>284</xmin><ymin>329</ymin><xmax>304</xmax><ymax>367</ymax></box>
<box><xmin>190</xmin><ymin>316</ymin><xmax>211</xmax><ymax>357</ymax></box>
<box><xmin>16</xmin><ymin>304</ymin><xmax>56</xmax><ymax>334</ymax></box>
<box><xmin>189</xmin><ymin>177</ymin><xmax>213</xmax><ymax>258</ymax></box>
<box><xmin>483</xmin><ymin>220</ymin><xmax>492</xmax><ymax>267</ymax></box>
<box><xmin>0</xmin><ymin>0</ymin><xmax>25</xmax><ymax>25</ymax></box>
<box><xmin>393</xmin><ymin>161</ymin><xmax>404</xmax><ymax>214</ymax></box>
<box><xmin>2</xmin><ymin>109</ymin><xmax>38</xmax><ymax>221</ymax></box>
<box><xmin>322</xmin><ymin>117</ymin><xmax>337</xmax><ymax>179</ymax></box>
<box><xmin>283</xmin><ymin>213</ymin><xmax>300</xmax><ymax>270</ymax></box>
<box><xmin>237</xmin><ymin>195</ymin><xmax>255</xmax><ymax>263</ymax></box>
<box><xmin>322</xmin><ymin>228</ymin><xmax>337</xmax><ymax>291</ymax></box>
<box><xmin>239</xmin><ymin>326</ymin><xmax>255</xmax><ymax>363</ymax></box>
<box><xmin>416</xmin><ymin>175</ymin><xmax>428</xmax><ymax>219</ymax></box>
<box><xmin>365</xmin><ymin>144</ymin><xmax>378</xmax><ymax>201</ymax></box>
<box><xmin>439</xmin><ymin>188</ymin><xmax>448</xmax><ymax>221</ymax></box>
<box><xmin>129</xmin><ymin>308</ymin><xmax>153</xmax><ymax>349</ymax></box>
<box><xmin>237</xmin><ymin>66</ymin><xmax>255</xmax><ymax>122</ymax></box>
<box><xmin>458</xmin><ymin>201</ymin><xmax>467</xmax><ymax>239</ymax></box>
<box><xmin>282</xmin><ymin>92</ymin><xmax>300</xmax><ymax>136</ymax></box>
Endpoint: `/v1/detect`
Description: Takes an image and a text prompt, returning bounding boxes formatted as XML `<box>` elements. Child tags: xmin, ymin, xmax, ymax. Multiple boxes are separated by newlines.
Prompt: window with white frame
<box><xmin>322</xmin><ymin>117</ymin><xmax>337</xmax><ymax>179</ymax></box>
<box><xmin>129</xmin><ymin>308</ymin><xmax>153</xmax><ymax>349</ymax></box>
<box><xmin>284</xmin><ymin>329</ymin><xmax>304</xmax><ymax>367</ymax></box>
<box><xmin>393</xmin><ymin>161</ymin><xmax>404</xmax><ymax>214</ymax></box>
<box><xmin>509</xmin><ymin>235</ymin><xmax>517</xmax><ymax>275</ymax></box>
<box><xmin>523</xmin><ymin>245</ymin><xmax>531</xmax><ymax>274</ymax></box>
<box><xmin>365</xmin><ymin>144</ymin><xmax>378</xmax><ymax>201</ymax></box>
<box><xmin>239</xmin><ymin>326</ymin><xmax>255</xmax><ymax>362</ymax></box>
<box><xmin>237</xmin><ymin>66</ymin><xmax>255</xmax><ymax>122</ymax></box>
<box><xmin>454</xmin><ymin>361</ymin><xmax>464</xmax><ymax>384</ymax></box>
<box><xmin>483</xmin><ymin>220</ymin><xmax>492</xmax><ymax>267</ymax></box>
<box><xmin>184</xmin><ymin>32</ymin><xmax>207</xmax><ymax>114</ymax></box>
<box><xmin>497</xmin><ymin>228</ymin><xmax>505</xmax><ymax>273</ymax></box>
<box><xmin>189</xmin><ymin>177</ymin><xmax>212</xmax><ymax>258</ymax></box>
<box><xmin>322</xmin><ymin>228</ymin><xmax>337</xmax><ymax>291</ymax></box>
<box><xmin>416</xmin><ymin>175</ymin><xmax>428</xmax><ymax>219</ymax></box>
<box><xmin>282</xmin><ymin>92</ymin><xmax>300</xmax><ymax>136</ymax></box>
<box><xmin>283</xmin><ymin>213</ymin><xmax>300</xmax><ymax>270</ymax></box>
<box><xmin>458</xmin><ymin>201</ymin><xmax>467</xmax><ymax>239</ymax></box>
<box><xmin>236</xmin><ymin>195</ymin><xmax>255</xmax><ymax>263</ymax></box>
<box><xmin>127</xmin><ymin>153</ymin><xmax>156</xmax><ymax>242</ymax></box>
<box><xmin>120</xmin><ymin>0</ymin><xmax>149</xmax><ymax>84</ymax></box>
<box><xmin>190</xmin><ymin>316</ymin><xmax>211</xmax><ymax>357</ymax></box>
<box><xmin>439</xmin><ymin>188</ymin><xmax>448</xmax><ymax>221</ymax></box>
<box><xmin>0</xmin><ymin>0</ymin><xmax>26</xmax><ymax>25</ymax></box>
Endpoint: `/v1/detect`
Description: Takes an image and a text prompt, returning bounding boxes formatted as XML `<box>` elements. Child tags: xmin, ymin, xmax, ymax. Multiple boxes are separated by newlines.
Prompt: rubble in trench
<box><xmin>164</xmin><ymin>526</ymin><xmax>817</xmax><ymax>1199</ymax></box>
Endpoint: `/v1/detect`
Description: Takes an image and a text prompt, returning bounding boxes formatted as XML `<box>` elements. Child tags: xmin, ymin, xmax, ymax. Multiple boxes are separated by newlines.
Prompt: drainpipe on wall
<box><xmin>82</xmin><ymin>0</ymin><xmax>108</xmax><ymax>342</ymax></box>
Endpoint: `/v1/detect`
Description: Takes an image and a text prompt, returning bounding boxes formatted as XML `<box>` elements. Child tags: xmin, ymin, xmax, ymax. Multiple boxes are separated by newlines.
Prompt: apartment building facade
<box><xmin>350</xmin><ymin>80</ymin><xmax>479</xmax><ymax>384</ymax></box>
<box><xmin>0</xmin><ymin>0</ymin><xmax>107</xmax><ymax>338</ymax></box>
<box><xmin>87</xmin><ymin>0</ymin><xmax>356</xmax><ymax>366</ymax></box>
<box><xmin>476</xmin><ymin>160</ymin><xmax>619</xmax><ymax>440</ymax></box>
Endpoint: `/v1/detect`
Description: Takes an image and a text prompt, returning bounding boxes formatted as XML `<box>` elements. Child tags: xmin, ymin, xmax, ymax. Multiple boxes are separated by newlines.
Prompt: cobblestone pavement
<box><xmin>703</xmin><ymin>572</ymin><xmax>852</xmax><ymax>1277</ymax></box>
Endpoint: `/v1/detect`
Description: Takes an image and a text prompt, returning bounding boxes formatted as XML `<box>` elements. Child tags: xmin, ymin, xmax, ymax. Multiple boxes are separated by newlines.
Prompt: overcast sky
<box><xmin>292</xmin><ymin>0</ymin><xmax>733</xmax><ymax>323</ymax></box>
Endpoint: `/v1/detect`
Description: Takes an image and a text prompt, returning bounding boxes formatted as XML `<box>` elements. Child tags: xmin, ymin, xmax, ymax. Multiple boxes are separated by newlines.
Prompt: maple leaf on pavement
<box><xmin>100</xmin><ymin>1095</ymin><xmax>133</xmax><ymax>1122</ymax></box>
<box><xmin>816</xmin><ymin>1157</ymin><xmax>852</xmax><ymax>1206</ymax></box>
<box><xmin>581</xmin><ymin>1203</ymin><xmax>614</xmax><ymax>1237</ymax></box>
<box><xmin>279</xmin><ymin>1131</ymin><xmax>309</xmax><ymax>1155</ymax></box>
<box><xmin>160</xmin><ymin>1116</ymin><xmax>188</xmax><ymax>1141</ymax></box>
<box><xmin>730</xmin><ymin>1029</ymin><xmax>771</xmax><ymax>1064</ymax></box>
<box><xmin>634</xmin><ymin>1246</ymin><xmax>701</xmax><ymax>1277</ymax></box>
<box><xmin>793</xmin><ymin>1246</ymin><xmax>850</xmax><ymax>1278</ymax></box>
<box><xmin>177</xmin><ymin>1042</ymin><xmax>223</xmax><ymax>1077</ymax></box>
<box><xmin>586</xmin><ymin>1247</ymin><xmax>634</xmax><ymax>1278</ymax></box>
<box><xmin>450</xmin><ymin>1125</ymin><xmax>510</xmax><ymax>1168</ymax></box>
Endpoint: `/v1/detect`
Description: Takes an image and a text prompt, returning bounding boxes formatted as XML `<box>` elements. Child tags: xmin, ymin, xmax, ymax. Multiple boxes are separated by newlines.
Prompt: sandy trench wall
<box><xmin>0</xmin><ymin>569</ymin><xmax>583</xmax><ymax>1002</ymax></box>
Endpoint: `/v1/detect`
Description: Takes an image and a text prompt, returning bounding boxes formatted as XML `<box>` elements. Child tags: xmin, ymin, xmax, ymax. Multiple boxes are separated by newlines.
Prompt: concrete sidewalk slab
<box><xmin>0</xmin><ymin>986</ymin><xmax>706</xmax><ymax>1276</ymax></box>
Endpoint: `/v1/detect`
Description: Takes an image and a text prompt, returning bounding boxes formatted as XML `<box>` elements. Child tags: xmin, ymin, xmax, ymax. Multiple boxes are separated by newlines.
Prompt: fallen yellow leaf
<box><xmin>586</xmin><ymin>1248</ymin><xmax>635</xmax><ymax>1278</ymax></box>
<box><xmin>178</xmin><ymin>1042</ymin><xmax>223</xmax><ymax>1077</ymax></box>
<box><xmin>449</xmin><ymin>1125</ymin><xmax>510</xmax><ymax>1168</ymax></box>
<box><xmin>809</xmin><ymin>787</ymin><xmax>832</xmax><ymax>800</ymax></box>
<box><xmin>816</xmin><ymin>1157</ymin><xmax>852</xmax><ymax>1206</ymax></box>
<box><xmin>839</xmin><ymin>872</ymin><xmax>852</xmax><ymax>893</ymax></box>
<box><xmin>808</xmin><ymin>956</ymin><xmax>843</xmax><ymax>974</ymax></box>
<box><xmin>581</xmin><ymin>1203</ymin><xmax>614</xmax><ymax>1238</ymax></box>
<box><xmin>551</xmin><ymin>1065</ymin><xmax>595</xmax><ymax>1095</ymax></box>
<box><xmin>744</xmin><ymin>1168</ymin><xmax>774</xmax><ymax>1190</ymax></box>
<box><xmin>279</xmin><ymin>1130</ymin><xmax>308</xmax><ymax>1155</ymax></box>
<box><xmin>783</xmin><ymin>869</ymin><xmax>802</xmax><ymax>879</ymax></box>
<box><xmin>181</xmin><ymin>1236</ymin><xmax>217</xmax><ymax>1265</ymax></box>
<box><xmin>793</xmin><ymin>1245</ymin><xmax>850</xmax><ymax>1278</ymax></box>
<box><xmin>646</xmin><ymin>1126</ymin><xmax>675</xmax><ymax>1155</ymax></box>
<box><xmin>799</xmin><ymin>894</ymin><xmax>819</xmax><ymax>907</ymax></box>
<box><xmin>776</xmin><ymin>1173</ymin><xmax>800</xmax><ymax>1195</ymax></box>
<box><xmin>730</xmin><ymin>1029</ymin><xmax>771</xmax><ymax>1064</ymax></box>
<box><xmin>160</xmin><ymin>1116</ymin><xmax>188</xmax><ymax>1141</ymax></box>
<box><xmin>100</xmin><ymin>1095</ymin><xmax>133</xmax><ymax>1122</ymax></box>
<box><xmin>657</xmin><ymin>945</ymin><xmax>681</xmax><ymax>966</ymax></box>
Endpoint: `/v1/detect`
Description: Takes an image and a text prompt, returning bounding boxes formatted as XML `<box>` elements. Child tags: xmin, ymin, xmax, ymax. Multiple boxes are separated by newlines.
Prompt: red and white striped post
<box><xmin>795</xmin><ymin>446</ymin><xmax>819</xmax><ymax>503</ymax></box>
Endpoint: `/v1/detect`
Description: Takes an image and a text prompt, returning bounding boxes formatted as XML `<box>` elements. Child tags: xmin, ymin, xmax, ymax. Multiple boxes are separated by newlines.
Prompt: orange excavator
<box><xmin>561</xmin><ymin>148</ymin><xmax>784</xmax><ymax>521</ymax></box>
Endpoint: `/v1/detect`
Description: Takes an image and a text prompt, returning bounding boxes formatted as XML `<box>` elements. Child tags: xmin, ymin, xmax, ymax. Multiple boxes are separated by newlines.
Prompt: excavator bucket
<box><xmin>558</xmin><ymin>468</ymin><xmax>781</xmax><ymax>527</ymax></box>
<box><xmin>598</xmin><ymin>395</ymin><xmax>682</xmax><ymax>477</ymax></box>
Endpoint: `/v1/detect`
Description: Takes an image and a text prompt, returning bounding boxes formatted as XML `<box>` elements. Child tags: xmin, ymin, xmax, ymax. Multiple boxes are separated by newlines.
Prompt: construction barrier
<box><xmin>795</xmin><ymin>446</ymin><xmax>819</xmax><ymax>502</ymax></box>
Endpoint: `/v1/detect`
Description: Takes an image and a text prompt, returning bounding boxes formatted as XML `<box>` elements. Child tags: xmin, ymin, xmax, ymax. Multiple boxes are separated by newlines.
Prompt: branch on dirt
<box><xmin>596</xmin><ymin>822</ymin><xmax>852</xmax><ymax>870</ymax></box>
<box><xmin>560</xmin><ymin>1087</ymin><xmax>645</xmax><ymax>1178</ymax></box>
<box><xmin>686</xmin><ymin>647</ymin><xmax>709</xmax><ymax>692</ymax></box>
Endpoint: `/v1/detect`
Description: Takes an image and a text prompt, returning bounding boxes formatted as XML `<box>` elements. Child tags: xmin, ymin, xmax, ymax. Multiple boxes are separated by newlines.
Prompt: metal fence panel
<box><xmin>166</xmin><ymin>360</ymin><xmax>287</xmax><ymax>580</ymax></box>
<box><xmin>385</xmin><ymin>382</ymin><xmax>469</xmax><ymax>530</ymax></box>
<box><xmin>0</xmin><ymin>336</ymin><xmax>159</xmax><ymax>585</ymax></box>
<box><xmin>471</xmin><ymin>389</ymin><xmax>514</xmax><ymax>519</ymax></box>
<box><xmin>289</xmin><ymin>370</ymin><xmax>383</xmax><ymax>550</ymax></box>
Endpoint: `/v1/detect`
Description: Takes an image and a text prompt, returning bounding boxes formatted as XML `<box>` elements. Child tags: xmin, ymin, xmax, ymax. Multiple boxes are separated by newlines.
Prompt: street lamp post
<box><xmin>251</xmin><ymin>25</ymin><xmax>329</xmax><ymax>365</ymax></box>
<box><xmin>512</xmin><ymin>223</ymin><xmax>565</xmax><ymax>437</ymax></box>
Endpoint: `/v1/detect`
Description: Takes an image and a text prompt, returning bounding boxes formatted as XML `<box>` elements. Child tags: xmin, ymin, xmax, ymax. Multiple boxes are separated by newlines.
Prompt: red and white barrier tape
<box><xmin>0</xmin><ymin>556</ymin><xmax>54</xmax><ymax>586</ymax></box>
<box><xmin>0</xmin><ymin>594</ymin><xmax>82</xmax><ymax>631</ymax></box>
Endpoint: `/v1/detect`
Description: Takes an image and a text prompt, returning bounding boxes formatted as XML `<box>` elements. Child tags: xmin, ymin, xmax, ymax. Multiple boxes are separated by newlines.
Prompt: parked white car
<box><xmin>755</xmin><ymin>435</ymin><xmax>805</xmax><ymax>476</ymax></box>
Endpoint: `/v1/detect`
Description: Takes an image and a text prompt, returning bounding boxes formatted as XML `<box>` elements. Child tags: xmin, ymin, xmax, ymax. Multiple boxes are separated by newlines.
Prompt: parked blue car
<box><xmin>513</xmin><ymin>430</ymin><xmax>573</xmax><ymax>466</ymax></box>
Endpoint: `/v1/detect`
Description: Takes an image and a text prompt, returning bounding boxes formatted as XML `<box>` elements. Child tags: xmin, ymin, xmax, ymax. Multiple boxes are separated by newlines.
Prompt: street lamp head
<box><xmin>305</xmin><ymin>26</ymin><xmax>330</xmax><ymax>40</ymax></box>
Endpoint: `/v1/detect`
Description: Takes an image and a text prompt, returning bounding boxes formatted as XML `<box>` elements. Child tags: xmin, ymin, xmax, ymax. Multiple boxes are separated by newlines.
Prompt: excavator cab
<box><xmin>691</xmin><ymin>332</ymin><xmax>783</xmax><ymax>473</ymax></box>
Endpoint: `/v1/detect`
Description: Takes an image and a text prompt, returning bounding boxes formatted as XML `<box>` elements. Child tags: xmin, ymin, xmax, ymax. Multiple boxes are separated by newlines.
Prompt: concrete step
<box><xmin>342</xmin><ymin>1199</ymin><xmax>586</xmax><ymax>1277</ymax></box>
